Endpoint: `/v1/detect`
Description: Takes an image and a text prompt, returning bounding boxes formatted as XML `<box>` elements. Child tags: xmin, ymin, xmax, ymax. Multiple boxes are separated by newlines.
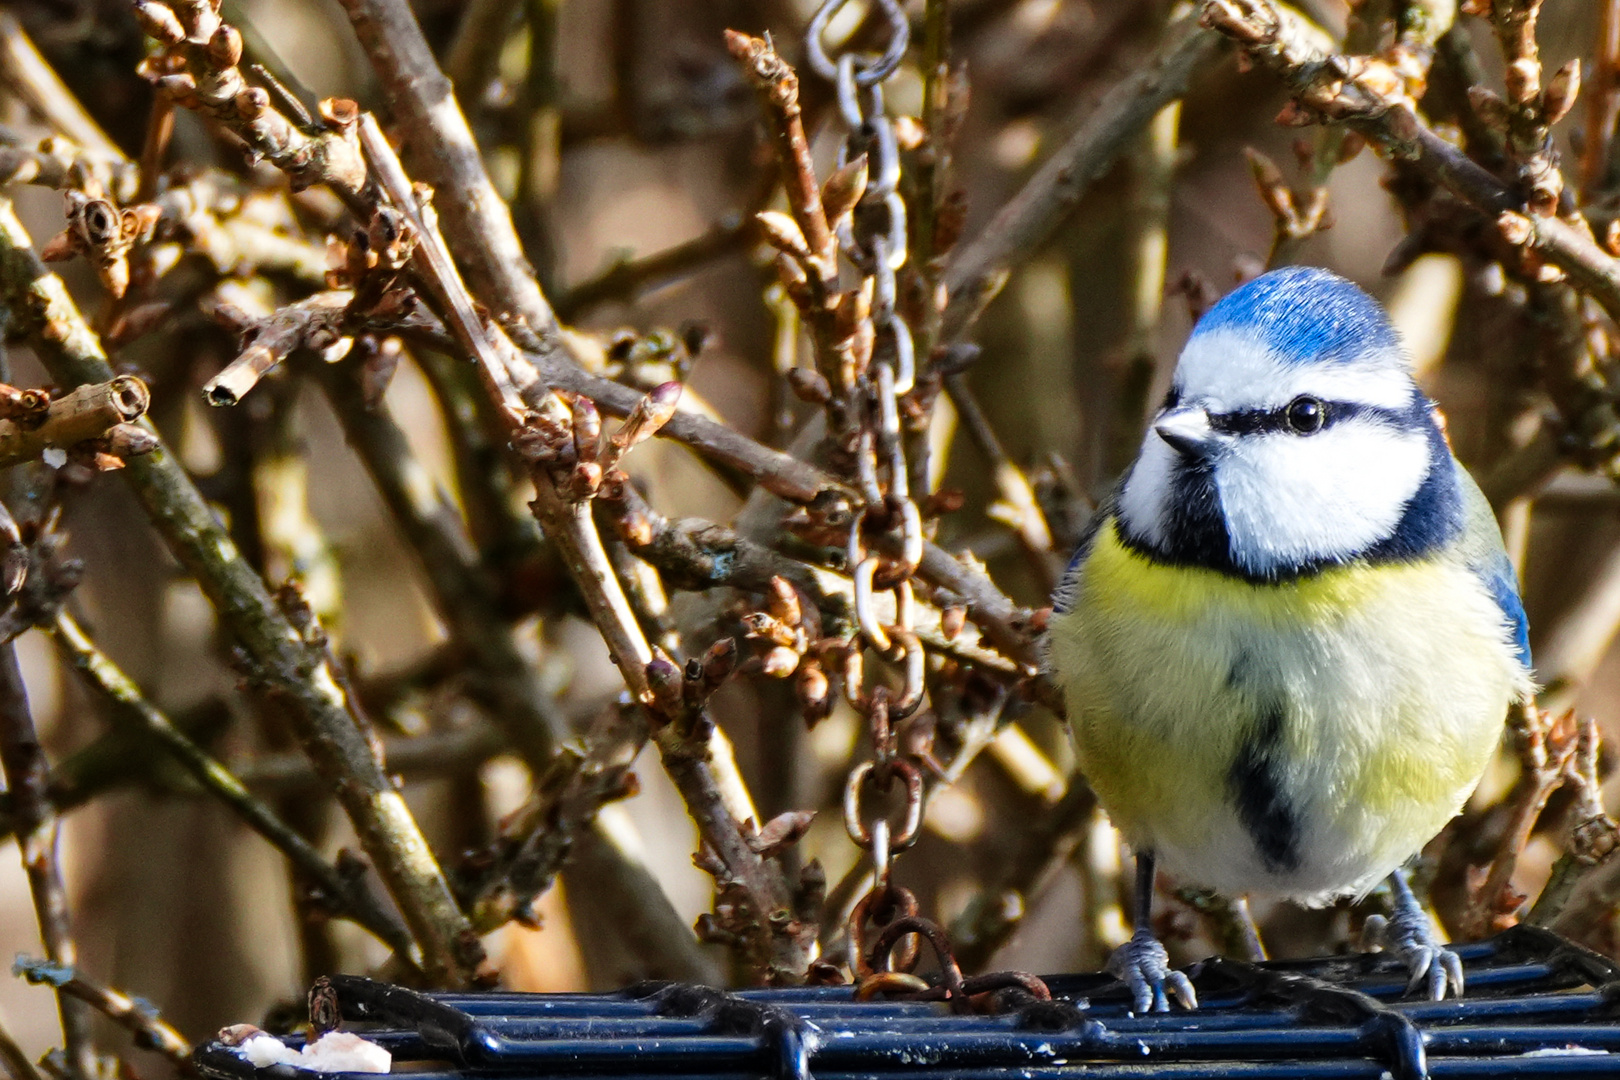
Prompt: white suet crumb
<box><xmin>237</xmin><ymin>1034</ymin><xmax>301</xmax><ymax>1069</ymax></box>
<box><xmin>235</xmin><ymin>1032</ymin><xmax>391</xmax><ymax>1073</ymax></box>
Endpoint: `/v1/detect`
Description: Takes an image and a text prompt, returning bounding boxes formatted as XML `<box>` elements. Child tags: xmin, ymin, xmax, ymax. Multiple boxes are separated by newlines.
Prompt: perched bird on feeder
<box><xmin>1046</xmin><ymin>266</ymin><xmax>1533</xmax><ymax>1012</ymax></box>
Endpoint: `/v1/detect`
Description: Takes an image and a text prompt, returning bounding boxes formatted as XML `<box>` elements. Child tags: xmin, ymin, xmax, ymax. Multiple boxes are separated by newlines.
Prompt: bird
<box><xmin>1045</xmin><ymin>265</ymin><xmax>1533</xmax><ymax>1013</ymax></box>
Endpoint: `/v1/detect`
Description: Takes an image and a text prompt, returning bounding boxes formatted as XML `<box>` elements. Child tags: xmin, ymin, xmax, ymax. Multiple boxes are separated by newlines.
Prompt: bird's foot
<box><xmin>1361</xmin><ymin>896</ymin><xmax>1464</xmax><ymax>1001</ymax></box>
<box><xmin>1106</xmin><ymin>930</ymin><xmax>1197</xmax><ymax>1013</ymax></box>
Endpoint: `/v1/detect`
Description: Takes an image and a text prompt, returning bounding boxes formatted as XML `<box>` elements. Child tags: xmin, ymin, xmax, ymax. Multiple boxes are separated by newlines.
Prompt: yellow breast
<box><xmin>1047</xmin><ymin>519</ymin><xmax>1526</xmax><ymax>900</ymax></box>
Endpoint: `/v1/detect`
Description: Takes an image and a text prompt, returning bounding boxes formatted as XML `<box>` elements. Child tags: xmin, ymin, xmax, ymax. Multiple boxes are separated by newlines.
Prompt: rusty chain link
<box><xmin>803</xmin><ymin>0</ymin><xmax>1053</xmax><ymax>1010</ymax></box>
<box><xmin>805</xmin><ymin>0</ymin><xmax>932</xmax><ymax>989</ymax></box>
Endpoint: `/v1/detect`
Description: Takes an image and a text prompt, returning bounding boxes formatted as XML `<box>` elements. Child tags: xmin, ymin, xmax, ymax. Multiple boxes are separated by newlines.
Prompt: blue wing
<box><xmin>1478</xmin><ymin>550</ymin><xmax>1531</xmax><ymax>670</ymax></box>
<box><xmin>1454</xmin><ymin>460</ymin><xmax>1532</xmax><ymax>671</ymax></box>
<box><xmin>1053</xmin><ymin>498</ymin><xmax>1112</xmax><ymax>615</ymax></box>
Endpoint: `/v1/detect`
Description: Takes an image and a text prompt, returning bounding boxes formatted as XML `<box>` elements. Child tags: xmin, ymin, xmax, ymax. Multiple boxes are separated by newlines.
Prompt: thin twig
<box><xmin>602</xmin><ymin>479</ymin><xmax>1016</xmax><ymax>671</ymax></box>
<box><xmin>133</xmin><ymin>96</ymin><xmax>174</xmax><ymax>206</ymax></box>
<box><xmin>1525</xmin><ymin>718</ymin><xmax>1620</xmax><ymax>929</ymax></box>
<box><xmin>0</xmin><ymin>643</ymin><xmax>94</xmax><ymax>1078</ymax></box>
<box><xmin>455</xmin><ymin>707</ymin><xmax>643</xmax><ymax>933</ymax></box>
<box><xmin>0</xmin><ymin>144</ymin><xmax>136</xmax><ymax>201</ymax></box>
<box><xmin>1175</xmin><ymin>888</ymin><xmax>1268</xmax><ymax>962</ymax></box>
<box><xmin>0</xmin><ymin>14</ymin><xmax>122</xmax><ymax>159</ymax></box>
<box><xmin>139</xmin><ymin>0</ymin><xmax>728</xmax><ymax>979</ymax></box>
<box><xmin>1461</xmin><ymin>706</ymin><xmax>1577</xmax><ymax>938</ymax></box>
<box><xmin>1107</xmin><ymin>93</ymin><xmax>1179</xmax><ymax>476</ymax></box>
<box><xmin>512</xmin><ymin>0</ymin><xmax>562</xmax><ymax>291</ymax></box>
<box><xmin>0</xmin><ymin>196</ymin><xmax>477</xmax><ymax>986</ymax></box>
<box><xmin>944</xmin><ymin>373</ymin><xmax>1058</xmax><ymax>591</ymax></box>
<box><xmin>948</xmin><ymin>780</ymin><xmax>1098</xmax><ymax>971</ymax></box>
<box><xmin>234</xmin><ymin>724</ymin><xmax>502</xmax><ymax>793</ymax></box>
<box><xmin>333</xmin><ymin>0</ymin><xmax>560</xmax><ymax>342</ymax></box>
<box><xmin>556</xmin><ymin>211</ymin><xmax>758</xmax><ymax>320</ymax></box>
<box><xmin>1585</xmin><ymin>0</ymin><xmax>1620</xmax><ymax>200</ymax></box>
<box><xmin>0</xmin><ymin>378</ymin><xmax>149</xmax><ymax>469</ymax></box>
<box><xmin>1530</xmin><ymin>538</ymin><xmax>1620</xmax><ymax>714</ymax></box>
<box><xmin>306</xmin><ymin>350</ymin><xmax>565</xmax><ymax>772</ymax></box>
<box><xmin>13</xmin><ymin>957</ymin><xmax>189</xmax><ymax>1065</ymax></box>
<box><xmin>49</xmin><ymin>611</ymin><xmax>416</xmax><ymax>956</ymax></box>
<box><xmin>0</xmin><ymin>1013</ymin><xmax>43</xmax><ymax>1080</ymax></box>
<box><xmin>939</xmin><ymin>18</ymin><xmax>1225</xmax><ymax>341</ymax></box>
<box><xmin>1201</xmin><ymin>0</ymin><xmax>1620</xmax><ymax>327</ymax></box>
<box><xmin>312</xmin><ymin>342</ymin><xmax>714</xmax><ymax>958</ymax></box>
<box><xmin>345</xmin><ymin>49</ymin><xmax>792</xmax><ymax>975</ymax></box>
<box><xmin>444</xmin><ymin>0</ymin><xmax>524</xmax><ymax>109</ymax></box>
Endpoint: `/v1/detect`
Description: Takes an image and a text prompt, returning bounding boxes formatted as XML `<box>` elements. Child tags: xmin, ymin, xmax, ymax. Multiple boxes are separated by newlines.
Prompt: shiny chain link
<box><xmin>807</xmin><ymin>0</ymin><xmax>929</xmax><ymax>982</ymax></box>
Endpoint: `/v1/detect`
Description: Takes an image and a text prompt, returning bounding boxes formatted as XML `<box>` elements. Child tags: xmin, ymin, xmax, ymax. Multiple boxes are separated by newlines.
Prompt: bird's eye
<box><xmin>1285</xmin><ymin>396</ymin><xmax>1325</xmax><ymax>434</ymax></box>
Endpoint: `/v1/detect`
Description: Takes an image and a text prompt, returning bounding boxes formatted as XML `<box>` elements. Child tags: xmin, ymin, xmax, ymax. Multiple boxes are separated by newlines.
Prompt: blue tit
<box><xmin>1046</xmin><ymin>266</ymin><xmax>1533</xmax><ymax>1012</ymax></box>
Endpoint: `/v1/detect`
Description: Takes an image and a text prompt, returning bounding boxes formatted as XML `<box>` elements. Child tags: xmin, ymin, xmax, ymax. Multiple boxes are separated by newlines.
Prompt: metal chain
<box><xmin>801</xmin><ymin>1</ymin><xmax>1053</xmax><ymax>1011</ymax></box>
<box><xmin>807</xmin><ymin>0</ymin><xmax>930</xmax><ymax>986</ymax></box>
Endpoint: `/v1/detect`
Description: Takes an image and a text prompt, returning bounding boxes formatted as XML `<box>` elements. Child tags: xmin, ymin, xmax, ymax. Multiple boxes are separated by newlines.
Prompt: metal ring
<box><xmin>846</xmin><ymin>514</ymin><xmax>864</xmax><ymax>571</ymax></box>
<box><xmin>835</xmin><ymin>53</ymin><xmax>865</xmax><ymax>131</ymax></box>
<box><xmin>865</xmin><ymin>0</ymin><xmax>912</xmax><ymax>86</ymax></box>
<box><xmin>868</xmin><ymin>915</ymin><xmax>962</xmax><ymax>997</ymax></box>
<box><xmin>874</xmin><ymin>357</ymin><xmax>899</xmax><ymax>423</ymax></box>
<box><xmin>842</xmin><ymin>758</ymin><xmax>924</xmax><ymax>851</ymax></box>
<box><xmin>868</xmin><ymin>117</ymin><xmax>901</xmax><ymax>197</ymax></box>
<box><xmin>896</xmin><ymin>498</ymin><xmax>923</xmax><ymax>575</ymax></box>
<box><xmin>838</xmin><ymin>644</ymin><xmax>866</xmax><ymax>712</ymax></box>
<box><xmin>853</xmin><ymin>557</ymin><xmax>892</xmax><ymax>652</ymax></box>
<box><xmin>854</xmin><ymin>970</ymin><xmax>930</xmax><ymax>1000</ymax></box>
<box><xmin>870</xmin><ymin>816</ymin><xmax>890</xmax><ymax>894</ymax></box>
<box><xmin>888</xmin><ymin>627</ymin><xmax>925</xmax><ymax>719</ymax></box>
<box><xmin>881</xmin><ymin>191</ymin><xmax>907</xmax><ymax>270</ymax></box>
<box><xmin>885</xmin><ymin>311</ymin><xmax>915</xmax><ymax>396</ymax></box>
<box><xmin>848</xmin><ymin>883</ymin><xmax>920</xmax><ymax>978</ymax></box>
<box><xmin>855</xmin><ymin>429</ymin><xmax>884</xmax><ymax>506</ymax></box>
<box><xmin>806</xmin><ymin>0</ymin><xmax>856</xmax><ymax>82</ymax></box>
<box><xmin>806</xmin><ymin>0</ymin><xmax>909</xmax><ymax>87</ymax></box>
<box><xmin>887</xmin><ymin>757</ymin><xmax>924</xmax><ymax>849</ymax></box>
<box><xmin>893</xmin><ymin>578</ymin><xmax>915</xmax><ymax>635</ymax></box>
<box><xmin>843</xmin><ymin>760</ymin><xmax>875</xmax><ymax>846</ymax></box>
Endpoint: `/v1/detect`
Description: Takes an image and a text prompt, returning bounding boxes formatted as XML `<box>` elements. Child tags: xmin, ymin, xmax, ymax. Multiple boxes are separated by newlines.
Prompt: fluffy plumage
<box><xmin>1047</xmin><ymin>267</ymin><xmax>1533</xmax><ymax>905</ymax></box>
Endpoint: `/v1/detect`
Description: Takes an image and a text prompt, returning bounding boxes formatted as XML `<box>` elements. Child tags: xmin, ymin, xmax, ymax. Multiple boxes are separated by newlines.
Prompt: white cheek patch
<box><xmin>1116</xmin><ymin>430</ymin><xmax>1179</xmax><ymax>548</ymax></box>
<box><xmin>1216</xmin><ymin>420</ymin><xmax>1431</xmax><ymax>575</ymax></box>
<box><xmin>1177</xmin><ymin>328</ymin><xmax>1414</xmax><ymax>412</ymax></box>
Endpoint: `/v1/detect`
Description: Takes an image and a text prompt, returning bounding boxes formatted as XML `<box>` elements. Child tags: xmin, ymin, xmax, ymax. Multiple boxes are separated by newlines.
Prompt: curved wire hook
<box><xmin>806</xmin><ymin>0</ymin><xmax>911</xmax><ymax>87</ymax></box>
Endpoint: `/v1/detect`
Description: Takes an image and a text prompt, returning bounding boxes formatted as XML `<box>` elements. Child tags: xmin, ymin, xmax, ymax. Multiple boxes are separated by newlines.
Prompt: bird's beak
<box><xmin>1154</xmin><ymin>407</ymin><xmax>1219</xmax><ymax>459</ymax></box>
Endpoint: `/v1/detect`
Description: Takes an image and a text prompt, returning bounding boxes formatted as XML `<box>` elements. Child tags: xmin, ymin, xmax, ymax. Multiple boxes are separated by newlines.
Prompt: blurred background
<box><xmin>0</xmin><ymin>0</ymin><xmax>1615</xmax><ymax>1073</ymax></box>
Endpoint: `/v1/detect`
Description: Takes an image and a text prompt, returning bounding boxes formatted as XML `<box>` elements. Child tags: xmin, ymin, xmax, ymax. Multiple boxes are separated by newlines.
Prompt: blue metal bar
<box><xmin>192</xmin><ymin>929</ymin><xmax>1620</xmax><ymax>1080</ymax></box>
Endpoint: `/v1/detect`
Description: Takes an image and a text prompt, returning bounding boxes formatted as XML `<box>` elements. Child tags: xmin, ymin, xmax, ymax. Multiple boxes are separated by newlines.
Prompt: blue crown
<box><xmin>1191</xmin><ymin>266</ymin><xmax>1400</xmax><ymax>367</ymax></box>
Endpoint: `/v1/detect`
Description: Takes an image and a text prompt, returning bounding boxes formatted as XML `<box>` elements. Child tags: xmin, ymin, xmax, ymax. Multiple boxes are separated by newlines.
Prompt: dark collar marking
<box><xmin>1115</xmin><ymin>399</ymin><xmax>1462</xmax><ymax>584</ymax></box>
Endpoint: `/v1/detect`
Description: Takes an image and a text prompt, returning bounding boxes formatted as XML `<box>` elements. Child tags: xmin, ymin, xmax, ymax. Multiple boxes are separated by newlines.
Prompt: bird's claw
<box><xmin>1106</xmin><ymin>930</ymin><xmax>1198</xmax><ymax>1013</ymax></box>
<box><xmin>1361</xmin><ymin>910</ymin><xmax>1465</xmax><ymax>1000</ymax></box>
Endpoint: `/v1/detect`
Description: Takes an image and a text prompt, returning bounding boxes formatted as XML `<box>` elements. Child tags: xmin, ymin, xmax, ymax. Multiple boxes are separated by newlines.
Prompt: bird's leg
<box><xmin>1361</xmin><ymin>868</ymin><xmax>1464</xmax><ymax>1000</ymax></box>
<box><xmin>1105</xmin><ymin>850</ymin><xmax>1198</xmax><ymax>1012</ymax></box>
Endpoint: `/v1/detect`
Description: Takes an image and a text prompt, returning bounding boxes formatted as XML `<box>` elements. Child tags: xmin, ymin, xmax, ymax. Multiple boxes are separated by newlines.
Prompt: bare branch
<box><xmin>940</xmin><ymin>18</ymin><xmax>1225</xmax><ymax>341</ymax></box>
<box><xmin>0</xmin><ymin>13</ymin><xmax>122</xmax><ymax>158</ymax></box>
<box><xmin>0</xmin><ymin>643</ymin><xmax>94</xmax><ymax>1078</ymax></box>
<box><xmin>0</xmin><ymin>196</ymin><xmax>478</xmax><ymax>986</ymax></box>
<box><xmin>1201</xmin><ymin>0</ymin><xmax>1620</xmax><ymax>327</ymax></box>
<box><xmin>0</xmin><ymin>377</ymin><xmax>149</xmax><ymax>469</ymax></box>
<box><xmin>13</xmin><ymin>957</ymin><xmax>189</xmax><ymax>1065</ymax></box>
<box><xmin>50</xmin><ymin>611</ymin><xmax>416</xmax><ymax>957</ymax></box>
<box><xmin>333</xmin><ymin>0</ymin><xmax>560</xmax><ymax>341</ymax></box>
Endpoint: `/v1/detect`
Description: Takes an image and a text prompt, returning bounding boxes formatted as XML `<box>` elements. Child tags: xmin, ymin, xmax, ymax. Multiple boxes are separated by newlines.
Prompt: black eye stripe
<box><xmin>1205</xmin><ymin>400</ymin><xmax>1410</xmax><ymax>435</ymax></box>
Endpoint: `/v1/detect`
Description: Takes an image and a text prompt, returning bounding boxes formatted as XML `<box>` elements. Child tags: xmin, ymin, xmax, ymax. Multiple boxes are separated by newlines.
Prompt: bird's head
<box><xmin>1116</xmin><ymin>266</ymin><xmax>1454</xmax><ymax>581</ymax></box>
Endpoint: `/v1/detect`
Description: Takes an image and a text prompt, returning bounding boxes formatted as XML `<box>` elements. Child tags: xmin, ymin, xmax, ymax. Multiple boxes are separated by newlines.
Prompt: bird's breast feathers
<box><xmin>1048</xmin><ymin>518</ymin><xmax>1531</xmax><ymax>902</ymax></box>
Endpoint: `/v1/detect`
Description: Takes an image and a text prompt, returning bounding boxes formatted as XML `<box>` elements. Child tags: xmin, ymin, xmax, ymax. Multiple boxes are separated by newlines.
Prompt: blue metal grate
<box><xmin>194</xmin><ymin>927</ymin><xmax>1620</xmax><ymax>1080</ymax></box>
